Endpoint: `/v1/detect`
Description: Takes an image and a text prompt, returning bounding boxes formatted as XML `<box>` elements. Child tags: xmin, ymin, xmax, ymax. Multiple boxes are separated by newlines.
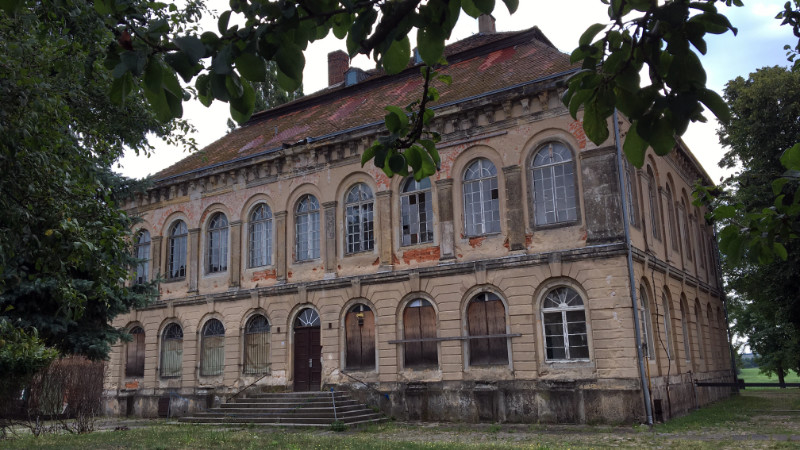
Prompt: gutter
<box><xmin>613</xmin><ymin>109</ymin><xmax>654</xmax><ymax>425</ymax></box>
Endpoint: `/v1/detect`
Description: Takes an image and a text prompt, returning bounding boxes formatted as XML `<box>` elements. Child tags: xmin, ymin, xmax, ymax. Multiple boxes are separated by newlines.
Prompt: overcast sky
<box><xmin>116</xmin><ymin>1</ymin><xmax>795</xmax><ymax>183</ymax></box>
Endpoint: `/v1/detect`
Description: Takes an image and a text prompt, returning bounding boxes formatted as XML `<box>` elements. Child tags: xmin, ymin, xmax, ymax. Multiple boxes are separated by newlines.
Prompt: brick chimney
<box><xmin>328</xmin><ymin>50</ymin><xmax>349</xmax><ymax>86</ymax></box>
<box><xmin>478</xmin><ymin>14</ymin><xmax>496</xmax><ymax>33</ymax></box>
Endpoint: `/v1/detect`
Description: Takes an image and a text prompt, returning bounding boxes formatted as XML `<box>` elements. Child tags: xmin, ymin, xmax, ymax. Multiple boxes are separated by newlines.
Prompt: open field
<box><xmin>2</xmin><ymin>391</ymin><xmax>799</xmax><ymax>449</ymax></box>
<box><xmin>739</xmin><ymin>367</ymin><xmax>800</xmax><ymax>385</ymax></box>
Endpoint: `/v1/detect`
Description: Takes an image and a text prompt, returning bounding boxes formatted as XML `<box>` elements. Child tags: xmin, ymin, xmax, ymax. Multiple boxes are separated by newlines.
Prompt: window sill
<box><xmin>532</xmin><ymin>219</ymin><xmax>581</xmax><ymax>232</ymax></box>
<box><xmin>462</xmin><ymin>231</ymin><xmax>502</xmax><ymax>239</ymax></box>
<box><xmin>162</xmin><ymin>277</ymin><xmax>185</xmax><ymax>284</ymax></box>
<box><xmin>399</xmin><ymin>240</ymin><xmax>435</xmax><ymax>249</ymax></box>
<box><xmin>344</xmin><ymin>249</ymin><xmax>376</xmax><ymax>257</ymax></box>
<box><xmin>294</xmin><ymin>258</ymin><xmax>321</xmax><ymax>264</ymax></box>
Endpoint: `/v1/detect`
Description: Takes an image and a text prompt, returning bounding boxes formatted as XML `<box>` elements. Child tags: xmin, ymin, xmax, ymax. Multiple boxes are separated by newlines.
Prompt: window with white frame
<box><xmin>666</xmin><ymin>185</ymin><xmax>679</xmax><ymax>251</ymax></box>
<box><xmin>200</xmin><ymin>319</ymin><xmax>225</xmax><ymax>376</ymax></box>
<box><xmin>531</xmin><ymin>142</ymin><xmax>577</xmax><ymax>226</ymax></box>
<box><xmin>646</xmin><ymin>166</ymin><xmax>661</xmax><ymax>241</ymax></box>
<box><xmin>345</xmin><ymin>183</ymin><xmax>374</xmax><ymax>254</ymax></box>
<box><xmin>401</xmin><ymin>178</ymin><xmax>434</xmax><ymax>246</ymax></box>
<box><xmin>463</xmin><ymin>158</ymin><xmax>500</xmax><ymax>236</ymax></box>
<box><xmin>134</xmin><ymin>230</ymin><xmax>150</xmax><ymax>284</ymax></box>
<box><xmin>168</xmin><ymin>220</ymin><xmax>187</xmax><ymax>279</ymax></box>
<box><xmin>295</xmin><ymin>195</ymin><xmax>320</xmax><ymax>260</ymax></box>
<box><xmin>249</xmin><ymin>204</ymin><xmax>273</xmax><ymax>268</ymax></box>
<box><xmin>541</xmin><ymin>286</ymin><xmax>589</xmax><ymax>360</ymax></box>
<box><xmin>207</xmin><ymin>213</ymin><xmax>228</xmax><ymax>273</ymax></box>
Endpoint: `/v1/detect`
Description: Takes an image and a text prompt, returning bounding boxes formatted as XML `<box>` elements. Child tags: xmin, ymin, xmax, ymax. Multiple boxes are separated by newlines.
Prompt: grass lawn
<box><xmin>739</xmin><ymin>367</ymin><xmax>800</xmax><ymax>385</ymax></box>
<box><xmin>2</xmin><ymin>391</ymin><xmax>799</xmax><ymax>449</ymax></box>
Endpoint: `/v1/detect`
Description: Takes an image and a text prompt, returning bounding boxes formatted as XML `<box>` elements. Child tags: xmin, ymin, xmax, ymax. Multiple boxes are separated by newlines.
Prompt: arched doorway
<box><xmin>293</xmin><ymin>308</ymin><xmax>321</xmax><ymax>391</ymax></box>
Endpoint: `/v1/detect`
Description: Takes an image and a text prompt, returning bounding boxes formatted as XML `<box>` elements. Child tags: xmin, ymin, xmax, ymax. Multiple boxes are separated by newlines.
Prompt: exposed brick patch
<box><xmin>372</xmin><ymin>257</ymin><xmax>380</xmax><ymax>266</ymax></box>
<box><xmin>402</xmin><ymin>246</ymin><xmax>441</xmax><ymax>265</ymax></box>
<box><xmin>525</xmin><ymin>234</ymin><xmax>533</xmax><ymax>247</ymax></box>
<box><xmin>125</xmin><ymin>381</ymin><xmax>139</xmax><ymax>389</ymax></box>
<box><xmin>503</xmin><ymin>237</ymin><xmax>510</xmax><ymax>249</ymax></box>
<box><xmin>569</xmin><ymin>120</ymin><xmax>588</xmax><ymax>149</ymax></box>
<box><xmin>468</xmin><ymin>236</ymin><xmax>486</xmax><ymax>248</ymax></box>
<box><xmin>392</xmin><ymin>253</ymin><xmax>401</xmax><ymax>265</ymax></box>
<box><xmin>288</xmin><ymin>270</ymin><xmax>293</xmax><ymax>279</ymax></box>
<box><xmin>252</xmin><ymin>269</ymin><xmax>277</xmax><ymax>282</ymax></box>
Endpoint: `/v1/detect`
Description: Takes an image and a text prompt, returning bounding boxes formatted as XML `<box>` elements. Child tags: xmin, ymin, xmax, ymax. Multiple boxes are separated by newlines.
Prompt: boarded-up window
<box><xmin>201</xmin><ymin>319</ymin><xmax>225</xmax><ymax>376</ymax></box>
<box><xmin>345</xmin><ymin>304</ymin><xmax>375</xmax><ymax>370</ymax></box>
<box><xmin>403</xmin><ymin>299</ymin><xmax>437</xmax><ymax>368</ymax></box>
<box><xmin>468</xmin><ymin>292</ymin><xmax>508</xmax><ymax>365</ymax></box>
<box><xmin>244</xmin><ymin>315</ymin><xmax>271</xmax><ymax>374</ymax></box>
<box><xmin>125</xmin><ymin>326</ymin><xmax>145</xmax><ymax>377</ymax></box>
<box><xmin>542</xmin><ymin>287</ymin><xmax>589</xmax><ymax>360</ymax></box>
<box><xmin>160</xmin><ymin>323</ymin><xmax>183</xmax><ymax>378</ymax></box>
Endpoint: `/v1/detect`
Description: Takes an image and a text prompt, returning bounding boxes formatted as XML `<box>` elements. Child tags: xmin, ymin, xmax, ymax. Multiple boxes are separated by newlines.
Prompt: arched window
<box><xmin>125</xmin><ymin>326</ymin><xmax>145</xmax><ymax>377</ymax></box>
<box><xmin>706</xmin><ymin>307</ymin><xmax>714</xmax><ymax>368</ymax></box>
<box><xmin>639</xmin><ymin>286</ymin><xmax>655</xmax><ymax>360</ymax></box>
<box><xmin>345</xmin><ymin>304</ymin><xmax>376</xmax><ymax>370</ymax></box>
<box><xmin>168</xmin><ymin>221</ymin><xmax>187</xmax><ymax>279</ymax></box>
<box><xmin>401</xmin><ymin>178</ymin><xmax>434</xmax><ymax>246</ymax></box>
<box><xmin>249</xmin><ymin>204</ymin><xmax>272</xmax><ymax>268</ymax></box>
<box><xmin>295</xmin><ymin>308</ymin><xmax>321</xmax><ymax>327</ymax></box>
<box><xmin>134</xmin><ymin>230</ymin><xmax>151</xmax><ymax>284</ymax></box>
<box><xmin>244</xmin><ymin>314</ymin><xmax>271</xmax><ymax>374</ymax></box>
<box><xmin>541</xmin><ymin>287</ymin><xmax>589</xmax><ymax>360</ymax></box>
<box><xmin>207</xmin><ymin>213</ymin><xmax>228</xmax><ymax>273</ymax></box>
<box><xmin>694</xmin><ymin>300</ymin><xmax>704</xmax><ymax>360</ymax></box>
<box><xmin>665</xmin><ymin>185</ymin><xmax>679</xmax><ymax>251</ymax></box>
<box><xmin>200</xmin><ymin>319</ymin><xmax>225</xmax><ymax>376</ymax></box>
<box><xmin>661</xmin><ymin>291</ymin><xmax>674</xmax><ymax>360</ymax></box>
<box><xmin>646</xmin><ymin>166</ymin><xmax>661</xmax><ymax>241</ymax></box>
<box><xmin>467</xmin><ymin>292</ymin><xmax>508</xmax><ymax>365</ymax></box>
<box><xmin>680</xmin><ymin>299</ymin><xmax>691</xmax><ymax>362</ymax></box>
<box><xmin>463</xmin><ymin>158</ymin><xmax>500</xmax><ymax>236</ymax></box>
<box><xmin>681</xmin><ymin>199</ymin><xmax>693</xmax><ymax>261</ymax></box>
<box><xmin>345</xmin><ymin>184</ymin><xmax>374</xmax><ymax>254</ymax></box>
<box><xmin>160</xmin><ymin>323</ymin><xmax>183</xmax><ymax>378</ymax></box>
<box><xmin>295</xmin><ymin>195</ymin><xmax>320</xmax><ymax>261</ymax></box>
<box><xmin>403</xmin><ymin>299</ymin><xmax>437</xmax><ymax>368</ymax></box>
<box><xmin>530</xmin><ymin>142</ymin><xmax>577</xmax><ymax>226</ymax></box>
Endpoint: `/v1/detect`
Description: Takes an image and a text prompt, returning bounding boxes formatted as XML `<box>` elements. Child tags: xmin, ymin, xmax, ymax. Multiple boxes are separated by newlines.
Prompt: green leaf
<box><xmin>713</xmin><ymin>205</ymin><xmax>737</xmax><ymax>220</ymax></box>
<box><xmin>417</xmin><ymin>27</ymin><xmax>445</xmax><ymax>66</ymax></box>
<box><xmin>389</xmin><ymin>154</ymin><xmax>407</xmax><ymax>173</ymax></box>
<box><xmin>698</xmin><ymin>88</ymin><xmax>731</xmax><ymax>124</ymax></box>
<box><xmin>773</xmin><ymin>242</ymin><xmax>788</xmax><ymax>261</ymax></box>
<box><xmin>622</xmin><ymin>122</ymin><xmax>647</xmax><ymax>168</ymax></box>
<box><xmin>780</xmin><ymin>142</ymin><xmax>800</xmax><ymax>170</ymax></box>
<box><xmin>383</xmin><ymin>37</ymin><xmax>411</xmax><ymax>74</ymax></box>
<box><xmin>235</xmin><ymin>53</ymin><xmax>267</xmax><ymax>82</ymax></box>
<box><xmin>275</xmin><ymin>44</ymin><xmax>305</xmax><ymax>85</ymax></box>
<box><xmin>174</xmin><ymin>36</ymin><xmax>206</xmax><ymax>64</ymax></box>
<box><xmin>93</xmin><ymin>0</ymin><xmax>112</xmax><ymax>15</ymax></box>
<box><xmin>580</xmin><ymin>23</ymin><xmax>606</xmax><ymax>46</ymax></box>
<box><xmin>230</xmin><ymin>80</ymin><xmax>256</xmax><ymax>124</ymax></box>
<box><xmin>361</xmin><ymin>143</ymin><xmax>378</xmax><ymax>167</ymax></box>
<box><xmin>772</xmin><ymin>177</ymin><xmax>790</xmax><ymax>196</ymax></box>
<box><xmin>582</xmin><ymin>101</ymin><xmax>610</xmax><ymax>145</ymax></box>
<box><xmin>212</xmin><ymin>44</ymin><xmax>233</xmax><ymax>75</ymax></box>
<box><xmin>501</xmin><ymin>0</ymin><xmax>519</xmax><ymax>14</ymax></box>
<box><xmin>419</xmin><ymin>139</ymin><xmax>440</xmax><ymax>166</ymax></box>
<box><xmin>461</xmin><ymin>0</ymin><xmax>483</xmax><ymax>18</ymax></box>
<box><xmin>218</xmin><ymin>10</ymin><xmax>232</xmax><ymax>34</ymax></box>
<box><xmin>276</xmin><ymin>68</ymin><xmax>301</xmax><ymax>92</ymax></box>
<box><xmin>384</xmin><ymin>105</ymin><xmax>409</xmax><ymax>132</ymax></box>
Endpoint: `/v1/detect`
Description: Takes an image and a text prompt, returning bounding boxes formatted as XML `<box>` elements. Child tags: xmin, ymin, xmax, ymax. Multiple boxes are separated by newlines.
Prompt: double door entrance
<box><xmin>293</xmin><ymin>308</ymin><xmax>321</xmax><ymax>392</ymax></box>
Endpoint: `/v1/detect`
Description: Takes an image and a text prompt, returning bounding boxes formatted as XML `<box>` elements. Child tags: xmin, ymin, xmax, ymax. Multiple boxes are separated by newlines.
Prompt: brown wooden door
<box><xmin>293</xmin><ymin>327</ymin><xmax>321</xmax><ymax>391</ymax></box>
<box><xmin>345</xmin><ymin>307</ymin><xmax>375</xmax><ymax>370</ymax></box>
<box><xmin>403</xmin><ymin>300</ymin><xmax>437</xmax><ymax>368</ymax></box>
<box><xmin>468</xmin><ymin>294</ymin><xmax>508</xmax><ymax>365</ymax></box>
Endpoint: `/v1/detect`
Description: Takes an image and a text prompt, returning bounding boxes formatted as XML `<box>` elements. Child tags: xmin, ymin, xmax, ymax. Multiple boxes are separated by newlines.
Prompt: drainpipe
<box><xmin>613</xmin><ymin>110</ymin><xmax>654</xmax><ymax>425</ymax></box>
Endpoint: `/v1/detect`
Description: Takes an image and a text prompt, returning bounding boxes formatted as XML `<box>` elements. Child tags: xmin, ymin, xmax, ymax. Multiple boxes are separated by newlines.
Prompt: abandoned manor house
<box><xmin>105</xmin><ymin>18</ymin><xmax>735</xmax><ymax>424</ymax></box>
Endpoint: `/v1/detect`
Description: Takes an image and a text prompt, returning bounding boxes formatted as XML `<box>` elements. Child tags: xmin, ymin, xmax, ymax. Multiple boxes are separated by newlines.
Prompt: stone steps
<box><xmin>179</xmin><ymin>391</ymin><xmax>385</xmax><ymax>427</ymax></box>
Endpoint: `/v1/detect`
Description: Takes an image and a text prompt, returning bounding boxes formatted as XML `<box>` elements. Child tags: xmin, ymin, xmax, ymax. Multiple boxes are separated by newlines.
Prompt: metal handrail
<box><xmin>339</xmin><ymin>370</ymin><xmax>390</xmax><ymax>401</ymax></box>
<box><xmin>230</xmin><ymin>366</ymin><xmax>273</xmax><ymax>400</ymax></box>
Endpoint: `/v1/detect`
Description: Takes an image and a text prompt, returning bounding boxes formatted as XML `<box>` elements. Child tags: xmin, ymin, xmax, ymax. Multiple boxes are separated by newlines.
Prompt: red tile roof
<box><xmin>154</xmin><ymin>26</ymin><xmax>575</xmax><ymax>181</ymax></box>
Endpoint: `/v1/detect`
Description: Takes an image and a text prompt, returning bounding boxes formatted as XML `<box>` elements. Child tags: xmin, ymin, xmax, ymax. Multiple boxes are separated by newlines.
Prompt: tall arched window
<box><xmin>249</xmin><ymin>204</ymin><xmax>272</xmax><ymax>268</ymax></box>
<box><xmin>207</xmin><ymin>213</ymin><xmax>228</xmax><ymax>273</ymax></box>
<box><xmin>706</xmin><ymin>307</ymin><xmax>715</xmax><ymax>368</ymax></box>
<box><xmin>463</xmin><ymin>158</ymin><xmax>500</xmax><ymax>236</ymax></box>
<box><xmin>531</xmin><ymin>142</ymin><xmax>577</xmax><ymax>226</ymax></box>
<box><xmin>541</xmin><ymin>287</ymin><xmax>588</xmax><ymax>360</ymax></box>
<box><xmin>134</xmin><ymin>230</ymin><xmax>151</xmax><ymax>284</ymax></box>
<box><xmin>345</xmin><ymin>183</ymin><xmax>374</xmax><ymax>254</ymax></box>
<box><xmin>403</xmin><ymin>299</ymin><xmax>437</xmax><ymax>368</ymax></box>
<box><xmin>646</xmin><ymin>166</ymin><xmax>661</xmax><ymax>241</ymax></box>
<box><xmin>401</xmin><ymin>178</ymin><xmax>434</xmax><ymax>246</ymax></box>
<box><xmin>244</xmin><ymin>314</ymin><xmax>271</xmax><ymax>374</ymax></box>
<box><xmin>345</xmin><ymin>304</ymin><xmax>376</xmax><ymax>370</ymax></box>
<box><xmin>295</xmin><ymin>195</ymin><xmax>320</xmax><ymax>261</ymax></box>
<box><xmin>681</xmin><ymin>199</ymin><xmax>693</xmax><ymax>261</ymax></box>
<box><xmin>639</xmin><ymin>286</ymin><xmax>655</xmax><ymax>360</ymax></box>
<box><xmin>680</xmin><ymin>298</ymin><xmax>691</xmax><ymax>362</ymax></box>
<box><xmin>200</xmin><ymin>319</ymin><xmax>225</xmax><ymax>376</ymax></box>
<box><xmin>694</xmin><ymin>300</ymin><xmax>705</xmax><ymax>360</ymax></box>
<box><xmin>125</xmin><ymin>326</ymin><xmax>145</xmax><ymax>377</ymax></box>
<box><xmin>168</xmin><ymin>221</ymin><xmax>187</xmax><ymax>279</ymax></box>
<box><xmin>160</xmin><ymin>323</ymin><xmax>183</xmax><ymax>378</ymax></box>
<box><xmin>661</xmin><ymin>291</ymin><xmax>674</xmax><ymax>360</ymax></box>
<box><xmin>624</xmin><ymin>159</ymin><xmax>640</xmax><ymax>227</ymax></box>
<box><xmin>467</xmin><ymin>292</ymin><xmax>508</xmax><ymax>365</ymax></box>
<box><xmin>666</xmin><ymin>185</ymin><xmax>679</xmax><ymax>251</ymax></box>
